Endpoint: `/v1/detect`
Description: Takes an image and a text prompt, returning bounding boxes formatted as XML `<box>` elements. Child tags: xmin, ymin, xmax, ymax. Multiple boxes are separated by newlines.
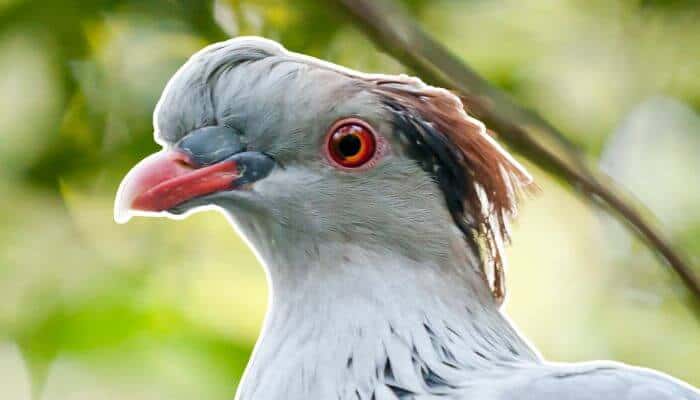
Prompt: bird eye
<box><xmin>326</xmin><ymin>119</ymin><xmax>377</xmax><ymax>169</ymax></box>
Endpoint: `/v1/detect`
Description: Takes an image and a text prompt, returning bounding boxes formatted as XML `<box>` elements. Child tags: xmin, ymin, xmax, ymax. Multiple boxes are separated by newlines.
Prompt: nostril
<box><xmin>168</xmin><ymin>151</ymin><xmax>197</xmax><ymax>169</ymax></box>
<box><xmin>175</xmin><ymin>158</ymin><xmax>194</xmax><ymax>168</ymax></box>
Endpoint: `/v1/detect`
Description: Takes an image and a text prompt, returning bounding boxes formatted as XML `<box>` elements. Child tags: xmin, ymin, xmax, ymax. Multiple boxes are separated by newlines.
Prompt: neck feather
<box><xmin>236</xmin><ymin>239</ymin><xmax>539</xmax><ymax>400</ymax></box>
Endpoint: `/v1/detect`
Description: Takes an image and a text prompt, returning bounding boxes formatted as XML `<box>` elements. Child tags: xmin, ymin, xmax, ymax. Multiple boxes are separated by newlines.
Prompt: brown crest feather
<box><xmin>371</xmin><ymin>77</ymin><xmax>534</xmax><ymax>303</ymax></box>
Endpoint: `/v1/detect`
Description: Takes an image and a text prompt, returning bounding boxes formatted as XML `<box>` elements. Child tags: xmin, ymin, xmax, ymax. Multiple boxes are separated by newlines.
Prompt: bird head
<box><xmin>115</xmin><ymin>37</ymin><xmax>532</xmax><ymax>302</ymax></box>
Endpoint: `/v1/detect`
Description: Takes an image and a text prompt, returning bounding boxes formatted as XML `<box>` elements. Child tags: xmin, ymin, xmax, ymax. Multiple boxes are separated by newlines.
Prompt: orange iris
<box><xmin>327</xmin><ymin>122</ymin><xmax>376</xmax><ymax>168</ymax></box>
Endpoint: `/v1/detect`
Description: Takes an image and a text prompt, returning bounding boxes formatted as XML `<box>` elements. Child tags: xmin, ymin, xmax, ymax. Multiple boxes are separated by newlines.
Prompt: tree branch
<box><xmin>332</xmin><ymin>0</ymin><xmax>700</xmax><ymax>317</ymax></box>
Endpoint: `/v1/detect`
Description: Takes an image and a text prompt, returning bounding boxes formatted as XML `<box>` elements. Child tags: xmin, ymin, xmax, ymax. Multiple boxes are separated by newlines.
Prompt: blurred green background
<box><xmin>1</xmin><ymin>0</ymin><xmax>699</xmax><ymax>399</ymax></box>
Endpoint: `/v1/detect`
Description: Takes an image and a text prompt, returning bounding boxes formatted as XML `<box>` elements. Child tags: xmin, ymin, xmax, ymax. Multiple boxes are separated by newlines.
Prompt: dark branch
<box><xmin>332</xmin><ymin>0</ymin><xmax>700</xmax><ymax>318</ymax></box>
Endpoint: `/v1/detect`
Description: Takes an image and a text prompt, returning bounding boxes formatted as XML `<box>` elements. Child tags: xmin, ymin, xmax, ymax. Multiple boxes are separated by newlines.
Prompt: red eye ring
<box><xmin>325</xmin><ymin>118</ymin><xmax>379</xmax><ymax>169</ymax></box>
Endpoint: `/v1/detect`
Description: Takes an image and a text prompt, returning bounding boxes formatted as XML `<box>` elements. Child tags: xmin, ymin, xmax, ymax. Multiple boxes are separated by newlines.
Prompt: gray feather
<box><xmin>494</xmin><ymin>363</ymin><xmax>700</xmax><ymax>400</ymax></box>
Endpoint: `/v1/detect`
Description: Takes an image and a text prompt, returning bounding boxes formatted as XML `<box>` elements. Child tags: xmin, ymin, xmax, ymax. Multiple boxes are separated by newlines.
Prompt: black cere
<box><xmin>177</xmin><ymin>125</ymin><xmax>244</xmax><ymax>167</ymax></box>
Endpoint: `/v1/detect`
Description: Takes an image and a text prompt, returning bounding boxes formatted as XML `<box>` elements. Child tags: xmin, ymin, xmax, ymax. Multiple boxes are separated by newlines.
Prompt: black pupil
<box><xmin>338</xmin><ymin>134</ymin><xmax>362</xmax><ymax>157</ymax></box>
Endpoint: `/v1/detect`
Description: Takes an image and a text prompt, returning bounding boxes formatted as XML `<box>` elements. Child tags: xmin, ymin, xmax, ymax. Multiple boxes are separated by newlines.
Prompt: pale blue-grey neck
<box><xmin>234</xmin><ymin>235</ymin><xmax>540</xmax><ymax>400</ymax></box>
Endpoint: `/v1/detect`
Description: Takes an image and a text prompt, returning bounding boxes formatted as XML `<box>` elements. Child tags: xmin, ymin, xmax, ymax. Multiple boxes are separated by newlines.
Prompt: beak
<box><xmin>114</xmin><ymin>149</ymin><xmax>274</xmax><ymax>223</ymax></box>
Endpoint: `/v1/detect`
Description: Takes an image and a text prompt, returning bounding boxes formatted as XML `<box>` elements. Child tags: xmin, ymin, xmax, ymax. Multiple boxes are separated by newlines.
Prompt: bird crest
<box><xmin>372</xmin><ymin>78</ymin><xmax>534</xmax><ymax>304</ymax></box>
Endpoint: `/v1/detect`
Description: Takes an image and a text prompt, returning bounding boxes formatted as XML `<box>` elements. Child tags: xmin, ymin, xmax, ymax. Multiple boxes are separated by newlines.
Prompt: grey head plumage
<box><xmin>115</xmin><ymin>37</ymin><xmax>699</xmax><ymax>400</ymax></box>
<box><xmin>118</xmin><ymin>36</ymin><xmax>531</xmax><ymax>303</ymax></box>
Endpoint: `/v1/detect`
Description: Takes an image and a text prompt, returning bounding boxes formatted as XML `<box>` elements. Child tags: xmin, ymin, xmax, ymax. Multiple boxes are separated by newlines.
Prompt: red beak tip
<box><xmin>115</xmin><ymin>150</ymin><xmax>240</xmax><ymax>223</ymax></box>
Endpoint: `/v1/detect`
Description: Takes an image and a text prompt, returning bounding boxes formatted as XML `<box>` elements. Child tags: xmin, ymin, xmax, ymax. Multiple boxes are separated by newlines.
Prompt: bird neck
<box><xmin>236</xmin><ymin>240</ymin><xmax>540</xmax><ymax>400</ymax></box>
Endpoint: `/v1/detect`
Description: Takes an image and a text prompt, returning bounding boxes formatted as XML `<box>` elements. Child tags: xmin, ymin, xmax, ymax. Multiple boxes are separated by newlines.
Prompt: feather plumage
<box><xmin>116</xmin><ymin>37</ymin><xmax>700</xmax><ymax>400</ymax></box>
